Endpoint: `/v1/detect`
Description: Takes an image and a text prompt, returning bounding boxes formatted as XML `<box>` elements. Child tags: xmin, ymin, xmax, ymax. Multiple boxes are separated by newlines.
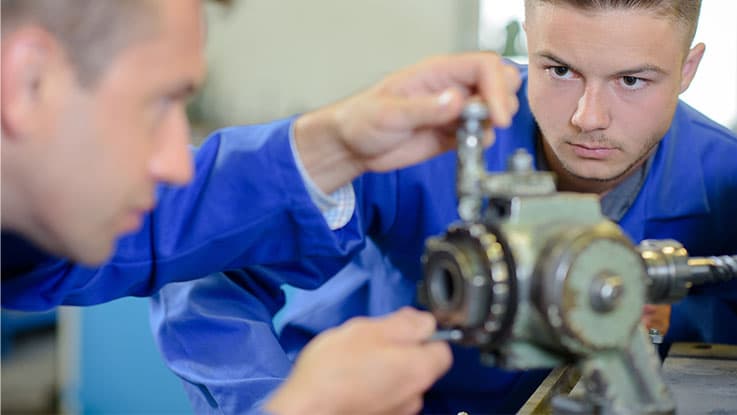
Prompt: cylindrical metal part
<box><xmin>639</xmin><ymin>239</ymin><xmax>737</xmax><ymax>303</ymax></box>
<box><xmin>637</xmin><ymin>240</ymin><xmax>691</xmax><ymax>303</ymax></box>
<box><xmin>507</xmin><ymin>149</ymin><xmax>534</xmax><ymax>173</ymax></box>
<box><xmin>421</xmin><ymin>223</ymin><xmax>515</xmax><ymax>347</ymax></box>
<box><xmin>589</xmin><ymin>272</ymin><xmax>625</xmax><ymax>313</ymax></box>
<box><xmin>686</xmin><ymin>255</ymin><xmax>737</xmax><ymax>285</ymax></box>
<box><xmin>536</xmin><ymin>223</ymin><xmax>646</xmax><ymax>353</ymax></box>
<box><xmin>457</xmin><ymin>102</ymin><xmax>489</xmax><ymax>221</ymax></box>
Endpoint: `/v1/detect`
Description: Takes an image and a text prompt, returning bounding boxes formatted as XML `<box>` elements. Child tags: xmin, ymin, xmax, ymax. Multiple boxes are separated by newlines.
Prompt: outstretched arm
<box><xmin>295</xmin><ymin>52</ymin><xmax>520</xmax><ymax>194</ymax></box>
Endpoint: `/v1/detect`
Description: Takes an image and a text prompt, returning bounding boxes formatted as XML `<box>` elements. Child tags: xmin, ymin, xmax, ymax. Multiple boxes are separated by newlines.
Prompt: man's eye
<box><xmin>161</xmin><ymin>96</ymin><xmax>179</xmax><ymax>111</ymax></box>
<box><xmin>619</xmin><ymin>76</ymin><xmax>647</xmax><ymax>91</ymax></box>
<box><xmin>554</xmin><ymin>66</ymin><xmax>569</xmax><ymax>77</ymax></box>
<box><xmin>548</xmin><ymin>66</ymin><xmax>575</xmax><ymax>80</ymax></box>
<box><xmin>149</xmin><ymin>97</ymin><xmax>174</xmax><ymax>124</ymax></box>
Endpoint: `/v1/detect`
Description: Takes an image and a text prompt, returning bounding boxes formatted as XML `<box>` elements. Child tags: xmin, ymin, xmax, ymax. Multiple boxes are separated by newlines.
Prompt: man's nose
<box><xmin>571</xmin><ymin>84</ymin><xmax>611</xmax><ymax>132</ymax></box>
<box><xmin>149</xmin><ymin>109</ymin><xmax>194</xmax><ymax>186</ymax></box>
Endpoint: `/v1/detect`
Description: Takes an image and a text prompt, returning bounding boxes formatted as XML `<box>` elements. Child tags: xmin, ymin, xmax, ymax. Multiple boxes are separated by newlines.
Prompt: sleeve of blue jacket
<box><xmin>2</xmin><ymin>118</ymin><xmax>365</xmax><ymax>310</ymax></box>
<box><xmin>147</xmin><ymin>154</ymin><xmax>406</xmax><ymax>414</ymax></box>
<box><xmin>151</xmin><ymin>270</ymin><xmax>291</xmax><ymax>415</ymax></box>
<box><xmin>149</xmin><ymin>208</ymin><xmax>403</xmax><ymax>415</ymax></box>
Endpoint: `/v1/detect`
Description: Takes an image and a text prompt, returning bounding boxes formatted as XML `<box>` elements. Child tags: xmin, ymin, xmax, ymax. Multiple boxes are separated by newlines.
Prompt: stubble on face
<box><xmin>525</xmin><ymin>4</ymin><xmax>687</xmax><ymax>194</ymax></box>
<box><xmin>546</xmin><ymin>127</ymin><xmax>662</xmax><ymax>184</ymax></box>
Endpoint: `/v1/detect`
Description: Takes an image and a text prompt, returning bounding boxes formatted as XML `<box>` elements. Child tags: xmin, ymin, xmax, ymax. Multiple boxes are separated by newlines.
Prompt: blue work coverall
<box><xmin>1</xmin><ymin>120</ymin><xmax>362</xmax><ymax>310</ymax></box>
<box><xmin>151</xmin><ymin>66</ymin><xmax>737</xmax><ymax>414</ymax></box>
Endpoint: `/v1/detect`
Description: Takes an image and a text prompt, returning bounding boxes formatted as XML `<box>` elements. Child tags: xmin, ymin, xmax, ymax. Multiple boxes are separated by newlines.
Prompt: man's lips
<box><xmin>568</xmin><ymin>142</ymin><xmax>618</xmax><ymax>159</ymax></box>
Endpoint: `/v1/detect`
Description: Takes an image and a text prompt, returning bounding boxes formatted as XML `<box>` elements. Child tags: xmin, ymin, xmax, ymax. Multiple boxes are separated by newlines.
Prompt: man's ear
<box><xmin>679</xmin><ymin>42</ymin><xmax>705</xmax><ymax>94</ymax></box>
<box><xmin>1</xmin><ymin>26</ymin><xmax>61</xmax><ymax>140</ymax></box>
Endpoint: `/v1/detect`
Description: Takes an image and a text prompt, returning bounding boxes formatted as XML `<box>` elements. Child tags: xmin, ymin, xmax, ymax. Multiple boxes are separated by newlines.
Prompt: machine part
<box><xmin>639</xmin><ymin>239</ymin><xmax>737</xmax><ymax>303</ymax></box>
<box><xmin>589</xmin><ymin>273</ymin><xmax>624</xmax><ymax>313</ymax></box>
<box><xmin>481</xmin><ymin>148</ymin><xmax>557</xmax><ymax>198</ymax></box>
<box><xmin>518</xmin><ymin>365</ymin><xmax>582</xmax><ymax>415</ymax></box>
<box><xmin>649</xmin><ymin>328</ymin><xmax>663</xmax><ymax>345</ymax></box>
<box><xmin>575</xmin><ymin>326</ymin><xmax>676</xmax><ymax>415</ymax></box>
<box><xmin>638</xmin><ymin>240</ymin><xmax>691</xmax><ymax>302</ymax></box>
<box><xmin>456</xmin><ymin>102</ymin><xmax>488</xmax><ymax>222</ymax></box>
<box><xmin>428</xmin><ymin>329</ymin><xmax>464</xmax><ymax>342</ymax></box>
<box><xmin>421</xmin><ymin>102</ymin><xmax>687</xmax><ymax>414</ymax></box>
<box><xmin>507</xmin><ymin>148</ymin><xmax>534</xmax><ymax>172</ymax></box>
<box><xmin>535</xmin><ymin>222</ymin><xmax>646</xmax><ymax>354</ymax></box>
<box><xmin>421</xmin><ymin>222</ymin><xmax>517</xmax><ymax>348</ymax></box>
<box><xmin>455</xmin><ymin>102</ymin><xmax>556</xmax><ymax>221</ymax></box>
<box><xmin>523</xmin><ymin>327</ymin><xmax>675</xmax><ymax>415</ymax></box>
<box><xmin>550</xmin><ymin>395</ymin><xmax>595</xmax><ymax>415</ymax></box>
<box><xmin>686</xmin><ymin>255</ymin><xmax>737</xmax><ymax>285</ymax></box>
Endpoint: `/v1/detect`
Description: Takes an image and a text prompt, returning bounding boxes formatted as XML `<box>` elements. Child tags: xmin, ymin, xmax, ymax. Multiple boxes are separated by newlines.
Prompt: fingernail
<box><xmin>437</xmin><ymin>89</ymin><xmax>454</xmax><ymax>107</ymax></box>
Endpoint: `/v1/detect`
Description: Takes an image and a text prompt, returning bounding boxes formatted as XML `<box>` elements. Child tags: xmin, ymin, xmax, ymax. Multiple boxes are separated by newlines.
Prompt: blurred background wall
<box><xmin>190</xmin><ymin>0</ymin><xmax>479</xmax><ymax>132</ymax></box>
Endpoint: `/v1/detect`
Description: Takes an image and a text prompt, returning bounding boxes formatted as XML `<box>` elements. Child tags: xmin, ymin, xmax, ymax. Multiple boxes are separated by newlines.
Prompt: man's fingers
<box><xmin>641</xmin><ymin>304</ymin><xmax>671</xmax><ymax>335</ymax></box>
<box><xmin>375</xmin><ymin>307</ymin><xmax>438</xmax><ymax>342</ymax></box>
<box><xmin>380</xmin><ymin>309</ymin><xmax>453</xmax><ymax>382</ymax></box>
<box><xmin>372</xmin><ymin>343</ymin><xmax>451</xmax><ymax>415</ymax></box>
<box><xmin>420</xmin><ymin>341</ymin><xmax>453</xmax><ymax>377</ymax></box>
<box><xmin>391</xmin><ymin>397</ymin><xmax>424</xmax><ymax>415</ymax></box>
<box><xmin>476</xmin><ymin>57</ymin><xmax>520</xmax><ymax>128</ymax></box>
<box><xmin>482</xmin><ymin>128</ymin><xmax>496</xmax><ymax>148</ymax></box>
<box><xmin>491</xmin><ymin>60</ymin><xmax>513</xmax><ymax>126</ymax></box>
<box><xmin>389</xmin><ymin>87</ymin><xmax>465</xmax><ymax>129</ymax></box>
<box><xmin>365</xmin><ymin>129</ymin><xmax>456</xmax><ymax>172</ymax></box>
<box><xmin>423</xmin><ymin>52</ymin><xmax>519</xmax><ymax>114</ymax></box>
<box><xmin>398</xmin><ymin>341</ymin><xmax>453</xmax><ymax>390</ymax></box>
<box><xmin>504</xmin><ymin>63</ymin><xmax>523</xmax><ymax>93</ymax></box>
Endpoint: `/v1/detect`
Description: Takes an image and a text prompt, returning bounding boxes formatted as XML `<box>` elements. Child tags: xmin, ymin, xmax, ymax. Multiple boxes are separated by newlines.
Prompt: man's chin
<box><xmin>571</xmin><ymin>173</ymin><xmax>621</xmax><ymax>183</ymax></box>
<box><xmin>68</xmin><ymin>238</ymin><xmax>115</xmax><ymax>266</ymax></box>
<box><xmin>564</xmin><ymin>163</ymin><xmax>628</xmax><ymax>183</ymax></box>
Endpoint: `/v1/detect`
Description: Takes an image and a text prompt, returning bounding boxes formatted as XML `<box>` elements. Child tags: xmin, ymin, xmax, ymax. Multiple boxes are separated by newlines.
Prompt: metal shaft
<box><xmin>456</xmin><ymin>102</ymin><xmax>488</xmax><ymax>221</ymax></box>
<box><xmin>640</xmin><ymin>239</ymin><xmax>737</xmax><ymax>303</ymax></box>
<box><xmin>686</xmin><ymin>255</ymin><xmax>737</xmax><ymax>286</ymax></box>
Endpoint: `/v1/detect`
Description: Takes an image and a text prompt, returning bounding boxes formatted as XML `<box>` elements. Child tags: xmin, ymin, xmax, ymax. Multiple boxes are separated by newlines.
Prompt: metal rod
<box><xmin>428</xmin><ymin>329</ymin><xmax>464</xmax><ymax>342</ymax></box>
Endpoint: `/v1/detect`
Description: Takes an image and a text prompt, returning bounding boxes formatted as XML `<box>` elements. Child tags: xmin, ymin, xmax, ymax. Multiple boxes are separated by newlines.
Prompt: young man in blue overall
<box><xmin>1</xmin><ymin>0</ymin><xmax>528</xmax><ymax>412</ymax></box>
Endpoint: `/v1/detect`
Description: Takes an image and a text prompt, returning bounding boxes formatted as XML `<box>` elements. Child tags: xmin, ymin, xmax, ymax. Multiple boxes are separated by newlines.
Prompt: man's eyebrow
<box><xmin>612</xmin><ymin>64</ymin><xmax>669</xmax><ymax>77</ymax></box>
<box><xmin>535</xmin><ymin>51</ymin><xmax>582</xmax><ymax>74</ymax></box>
<box><xmin>536</xmin><ymin>51</ymin><xmax>669</xmax><ymax>77</ymax></box>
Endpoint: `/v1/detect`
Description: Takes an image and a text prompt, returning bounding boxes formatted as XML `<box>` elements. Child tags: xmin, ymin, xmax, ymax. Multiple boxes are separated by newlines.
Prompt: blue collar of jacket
<box><xmin>1</xmin><ymin>231</ymin><xmax>56</xmax><ymax>279</ymax></box>
<box><xmin>641</xmin><ymin>104</ymin><xmax>711</xmax><ymax>220</ymax></box>
<box><xmin>490</xmin><ymin>64</ymin><xmax>710</xmax><ymax>221</ymax></box>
